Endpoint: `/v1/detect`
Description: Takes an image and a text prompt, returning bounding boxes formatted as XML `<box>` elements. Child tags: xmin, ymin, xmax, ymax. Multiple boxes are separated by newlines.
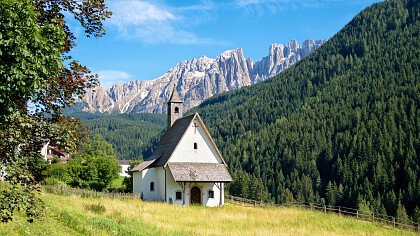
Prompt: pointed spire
<box><xmin>168</xmin><ymin>86</ymin><xmax>183</xmax><ymax>103</ymax></box>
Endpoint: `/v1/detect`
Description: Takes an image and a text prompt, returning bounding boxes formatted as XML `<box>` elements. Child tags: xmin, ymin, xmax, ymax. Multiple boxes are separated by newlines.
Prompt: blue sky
<box><xmin>68</xmin><ymin>0</ymin><xmax>379</xmax><ymax>88</ymax></box>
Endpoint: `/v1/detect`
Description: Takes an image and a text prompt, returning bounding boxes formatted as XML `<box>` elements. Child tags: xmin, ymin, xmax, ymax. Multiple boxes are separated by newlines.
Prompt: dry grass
<box><xmin>0</xmin><ymin>193</ymin><xmax>417</xmax><ymax>236</ymax></box>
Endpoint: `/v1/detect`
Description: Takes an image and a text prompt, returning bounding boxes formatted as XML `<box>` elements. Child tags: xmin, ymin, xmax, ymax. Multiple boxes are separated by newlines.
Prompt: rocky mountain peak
<box><xmin>82</xmin><ymin>39</ymin><xmax>325</xmax><ymax>114</ymax></box>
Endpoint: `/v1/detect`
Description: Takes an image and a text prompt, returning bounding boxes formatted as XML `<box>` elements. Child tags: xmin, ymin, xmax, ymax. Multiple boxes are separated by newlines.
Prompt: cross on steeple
<box><xmin>192</xmin><ymin>123</ymin><xmax>199</xmax><ymax>134</ymax></box>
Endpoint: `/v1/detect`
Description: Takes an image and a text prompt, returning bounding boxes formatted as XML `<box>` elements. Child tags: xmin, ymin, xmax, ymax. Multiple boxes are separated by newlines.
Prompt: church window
<box><xmin>176</xmin><ymin>191</ymin><xmax>182</xmax><ymax>200</ymax></box>
<box><xmin>208</xmin><ymin>190</ymin><xmax>214</xmax><ymax>199</ymax></box>
<box><xmin>150</xmin><ymin>182</ymin><xmax>155</xmax><ymax>192</ymax></box>
<box><xmin>194</xmin><ymin>142</ymin><xmax>198</xmax><ymax>149</ymax></box>
<box><xmin>174</xmin><ymin>107</ymin><xmax>179</xmax><ymax>114</ymax></box>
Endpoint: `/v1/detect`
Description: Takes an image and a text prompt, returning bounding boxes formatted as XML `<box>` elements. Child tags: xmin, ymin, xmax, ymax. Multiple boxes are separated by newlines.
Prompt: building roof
<box><xmin>168</xmin><ymin>162</ymin><xmax>232</xmax><ymax>182</ymax></box>
<box><xmin>168</xmin><ymin>87</ymin><xmax>183</xmax><ymax>103</ymax></box>
<box><xmin>130</xmin><ymin>113</ymin><xmax>229</xmax><ymax>177</ymax></box>
<box><xmin>130</xmin><ymin>159</ymin><xmax>155</xmax><ymax>172</ymax></box>
<box><xmin>130</xmin><ymin>114</ymin><xmax>195</xmax><ymax>172</ymax></box>
<box><xmin>117</xmin><ymin>160</ymin><xmax>130</xmax><ymax>165</ymax></box>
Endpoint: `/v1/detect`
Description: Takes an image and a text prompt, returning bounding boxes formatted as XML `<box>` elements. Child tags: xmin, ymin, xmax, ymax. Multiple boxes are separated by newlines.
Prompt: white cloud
<box><xmin>95</xmin><ymin>70</ymin><xmax>134</xmax><ymax>88</ymax></box>
<box><xmin>108</xmin><ymin>0</ymin><xmax>218</xmax><ymax>45</ymax></box>
<box><xmin>109</xmin><ymin>1</ymin><xmax>175</xmax><ymax>27</ymax></box>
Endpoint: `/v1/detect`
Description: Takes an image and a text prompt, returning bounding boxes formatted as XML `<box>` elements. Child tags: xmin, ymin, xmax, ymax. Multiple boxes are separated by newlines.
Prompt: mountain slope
<box><xmin>191</xmin><ymin>0</ymin><xmax>420</xmax><ymax>219</ymax></box>
<box><xmin>69</xmin><ymin>112</ymin><xmax>166</xmax><ymax>160</ymax></box>
<box><xmin>82</xmin><ymin>39</ymin><xmax>324</xmax><ymax>114</ymax></box>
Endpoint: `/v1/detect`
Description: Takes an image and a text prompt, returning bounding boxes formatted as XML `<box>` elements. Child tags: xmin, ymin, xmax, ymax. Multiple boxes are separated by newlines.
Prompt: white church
<box><xmin>130</xmin><ymin>88</ymin><xmax>232</xmax><ymax>206</ymax></box>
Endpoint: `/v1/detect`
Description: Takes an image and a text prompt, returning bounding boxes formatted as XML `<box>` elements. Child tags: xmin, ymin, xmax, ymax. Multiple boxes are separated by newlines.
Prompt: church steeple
<box><xmin>167</xmin><ymin>86</ymin><xmax>183</xmax><ymax>129</ymax></box>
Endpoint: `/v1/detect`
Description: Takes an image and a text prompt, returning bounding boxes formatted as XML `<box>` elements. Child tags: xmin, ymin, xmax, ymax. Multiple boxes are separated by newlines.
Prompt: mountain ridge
<box><xmin>82</xmin><ymin>39</ymin><xmax>325</xmax><ymax>114</ymax></box>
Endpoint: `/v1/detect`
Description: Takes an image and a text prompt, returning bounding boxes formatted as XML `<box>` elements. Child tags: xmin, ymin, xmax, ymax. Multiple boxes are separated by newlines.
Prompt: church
<box><xmin>130</xmin><ymin>88</ymin><xmax>232</xmax><ymax>206</ymax></box>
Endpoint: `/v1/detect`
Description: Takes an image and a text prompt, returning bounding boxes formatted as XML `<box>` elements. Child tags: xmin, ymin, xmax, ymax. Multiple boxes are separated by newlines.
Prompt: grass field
<box><xmin>0</xmin><ymin>192</ymin><xmax>416</xmax><ymax>236</ymax></box>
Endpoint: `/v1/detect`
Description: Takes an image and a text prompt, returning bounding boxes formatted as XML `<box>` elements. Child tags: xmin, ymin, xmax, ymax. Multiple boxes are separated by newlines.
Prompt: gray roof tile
<box><xmin>168</xmin><ymin>87</ymin><xmax>183</xmax><ymax>103</ymax></box>
<box><xmin>168</xmin><ymin>162</ymin><xmax>232</xmax><ymax>182</ymax></box>
<box><xmin>130</xmin><ymin>114</ymin><xmax>195</xmax><ymax>172</ymax></box>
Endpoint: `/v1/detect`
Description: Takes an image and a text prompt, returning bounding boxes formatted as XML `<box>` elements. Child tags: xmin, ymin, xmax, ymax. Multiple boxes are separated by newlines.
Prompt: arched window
<box><xmin>150</xmin><ymin>182</ymin><xmax>155</xmax><ymax>192</ymax></box>
<box><xmin>174</xmin><ymin>107</ymin><xmax>179</xmax><ymax>114</ymax></box>
<box><xmin>194</xmin><ymin>142</ymin><xmax>198</xmax><ymax>149</ymax></box>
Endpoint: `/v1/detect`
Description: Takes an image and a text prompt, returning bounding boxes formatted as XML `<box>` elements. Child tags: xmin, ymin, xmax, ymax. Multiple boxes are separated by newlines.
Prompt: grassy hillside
<box><xmin>190</xmin><ymin>0</ymin><xmax>420</xmax><ymax>219</ymax></box>
<box><xmin>0</xmin><ymin>193</ymin><xmax>416</xmax><ymax>236</ymax></box>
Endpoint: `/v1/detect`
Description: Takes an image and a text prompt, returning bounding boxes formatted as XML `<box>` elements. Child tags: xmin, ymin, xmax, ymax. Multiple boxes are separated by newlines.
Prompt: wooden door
<box><xmin>190</xmin><ymin>186</ymin><xmax>201</xmax><ymax>205</ymax></box>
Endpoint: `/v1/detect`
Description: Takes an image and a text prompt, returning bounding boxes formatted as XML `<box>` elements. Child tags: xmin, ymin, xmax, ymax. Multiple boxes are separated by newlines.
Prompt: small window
<box><xmin>176</xmin><ymin>191</ymin><xmax>182</xmax><ymax>200</ymax></box>
<box><xmin>194</xmin><ymin>142</ymin><xmax>198</xmax><ymax>149</ymax></box>
<box><xmin>208</xmin><ymin>190</ymin><xmax>214</xmax><ymax>199</ymax></box>
<box><xmin>150</xmin><ymin>182</ymin><xmax>155</xmax><ymax>192</ymax></box>
<box><xmin>174</xmin><ymin>107</ymin><xmax>179</xmax><ymax>114</ymax></box>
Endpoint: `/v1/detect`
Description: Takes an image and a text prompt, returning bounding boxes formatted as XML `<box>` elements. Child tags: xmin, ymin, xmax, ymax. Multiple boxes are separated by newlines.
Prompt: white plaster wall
<box><xmin>165</xmin><ymin>167</ymin><xmax>224</xmax><ymax>207</ymax></box>
<box><xmin>169</xmin><ymin>117</ymin><xmax>222</xmax><ymax>164</ymax></box>
<box><xmin>136</xmin><ymin>167</ymin><xmax>226</xmax><ymax>206</ymax></box>
<box><xmin>201</xmin><ymin>182</ymin><xmax>223</xmax><ymax>207</ymax></box>
<box><xmin>165</xmin><ymin>167</ymin><xmax>185</xmax><ymax>205</ymax></box>
<box><xmin>132</xmin><ymin>172</ymin><xmax>142</xmax><ymax>195</ymax></box>
<box><xmin>119</xmin><ymin>164</ymin><xmax>129</xmax><ymax>177</ymax></box>
<box><xmin>40</xmin><ymin>144</ymin><xmax>48</xmax><ymax>161</ymax></box>
<box><xmin>139</xmin><ymin>168</ymin><xmax>165</xmax><ymax>201</ymax></box>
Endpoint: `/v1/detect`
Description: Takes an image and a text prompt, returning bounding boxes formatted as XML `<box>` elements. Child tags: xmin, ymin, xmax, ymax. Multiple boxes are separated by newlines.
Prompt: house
<box><xmin>118</xmin><ymin>160</ymin><xmax>130</xmax><ymax>177</ymax></box>
<box><xmin>130</xmin><ymin>88</ymin><xmax>232</xmax><ymax>206</ymax></box>
<box><xmin>40</xmin><ymin>142</ymin><xmax>70</xmax><ymax>163</ymax></box>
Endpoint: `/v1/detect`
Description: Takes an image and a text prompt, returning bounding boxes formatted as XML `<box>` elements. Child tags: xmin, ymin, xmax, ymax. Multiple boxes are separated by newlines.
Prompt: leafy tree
<box><xmin>46</xmin><ymin>135</ymin><xmax>120</xmax><ymax>191</ymax></box>
<box><xmin>0</xmin><ymin>0</ymin><xmax>110</xmax><ymax>222</ymax></box>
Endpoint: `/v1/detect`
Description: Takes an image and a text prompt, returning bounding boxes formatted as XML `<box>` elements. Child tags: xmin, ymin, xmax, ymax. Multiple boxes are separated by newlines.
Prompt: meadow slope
<box><xmin>0</xmin><ymin>193</ymin><xmax>416</xmax><ymax>236</ymax></box>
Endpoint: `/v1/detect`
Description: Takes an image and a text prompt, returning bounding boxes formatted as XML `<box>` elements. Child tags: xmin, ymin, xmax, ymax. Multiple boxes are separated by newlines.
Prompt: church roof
<box><xmin>168</xmin><ymin>87</ymin><xmax>183</xmax><ymax>103</ymax></box>
<box><xmin>168</xmin><ymin>162</ymin><xmax>232</xmax><ymax>182</ymax></box>
<box><xmin>130</xmin><ymin>113</ymin><xmax>196</xmax><ymax>172</ymax></box>
<box><xmin>130</xmin><ymin>113</ymin><xmax>230</xmax><ymax>180</ymax></box>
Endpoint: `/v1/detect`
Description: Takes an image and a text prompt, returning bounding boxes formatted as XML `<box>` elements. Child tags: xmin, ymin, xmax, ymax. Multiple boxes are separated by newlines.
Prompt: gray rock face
<box><xmin>82</xmin><ymin>39</ymin><xmax>325</xmax><ymax>114</ymax></box>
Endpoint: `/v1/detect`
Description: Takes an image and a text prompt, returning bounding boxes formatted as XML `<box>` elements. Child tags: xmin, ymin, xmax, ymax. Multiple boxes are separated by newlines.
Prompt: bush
<box><xmin>84</xmin><ymin>203</ymin><xmax>106</xmax><ymax>214</ymax></box>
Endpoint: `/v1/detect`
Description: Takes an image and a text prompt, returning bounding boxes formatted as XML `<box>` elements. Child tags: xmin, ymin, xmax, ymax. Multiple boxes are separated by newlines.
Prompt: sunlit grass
<box><xmin>0</xmin><ymin>193</ymin><xmax>416</xmax><ymax>236</ymax></box>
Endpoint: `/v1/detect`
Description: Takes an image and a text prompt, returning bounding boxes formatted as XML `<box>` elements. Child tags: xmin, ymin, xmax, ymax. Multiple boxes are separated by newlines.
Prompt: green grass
<box><xmin>0</xmin><ymin>192</ymin><xmax>417</xmax><ymax>236</ymax></box>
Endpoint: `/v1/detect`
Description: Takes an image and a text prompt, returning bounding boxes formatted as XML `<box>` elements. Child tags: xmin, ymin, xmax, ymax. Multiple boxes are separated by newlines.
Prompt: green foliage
<box><xmin>396</xmin><ymin>200</ymin><xmax>410</xmax><ymax>224</ymax></box>
<box><xmin>0</xmin><ymin>0</ymin><xmax>110</xmax><ymax>223</ymax></box>
<box><xmin>190</xmin><ymin>0</ymin><xmax>420</xmax><ymax>219</ymax></box>
<box><xmin>0</xmin><ymin>0</ymin><xmax>64</xmax><ymax>119</ymax></box>
<box><xmin>76</xmin><ymin>134</ymin><xmax>116</xmax><ymax>158</ymax></box>
<box><xmin>0</xmin><ymin>182</ymin><xmax>43</xmax><ymax>223</ymax></box>
<box><xmin>68</xmin><ymin>112</ymin><xmax>166</xmax><ymax>160</ymax></box>
<box><xmin>46</xmin><ymin>135</ymin><xmax>121</xmax><ymax>191</ymax></box>
<box><xmin>44</xmin><ymin>163</ymin><xmax>72</xmax><ymax>183</ymax></box>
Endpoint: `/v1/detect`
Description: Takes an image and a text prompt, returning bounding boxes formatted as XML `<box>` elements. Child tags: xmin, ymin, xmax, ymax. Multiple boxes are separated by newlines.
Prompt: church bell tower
<box><xmin>167</xmin><ymin>86</ymin><xmax>183</xmax><ymax>129</ymax></box>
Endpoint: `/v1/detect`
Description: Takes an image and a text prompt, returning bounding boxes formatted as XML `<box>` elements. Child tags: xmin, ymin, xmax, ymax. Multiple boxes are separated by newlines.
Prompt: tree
<box><xmin>46</xmin><ymin>135</ymin><xmax>120</xmax><ymax>191</ymax></box>
<box><xmin>396</xmin><ymin>200</ymin><xmax>409</xmax><ymax>224</ymax></box>
<box><xmin>0</xmin><ymin>0</ymin><xmax>110</xmax><ymax>222</ymax></box>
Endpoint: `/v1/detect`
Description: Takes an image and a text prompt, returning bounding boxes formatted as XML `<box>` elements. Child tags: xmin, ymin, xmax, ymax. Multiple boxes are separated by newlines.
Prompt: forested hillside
<box><xmin>191</xmin><ymin>0</ymin><xmax>420</xmax><ymax>221</ymax></box>
<box><xmin>67</xmin><ymin>111</ymin><xmax>165</xmax><ymax>160</ymax></box>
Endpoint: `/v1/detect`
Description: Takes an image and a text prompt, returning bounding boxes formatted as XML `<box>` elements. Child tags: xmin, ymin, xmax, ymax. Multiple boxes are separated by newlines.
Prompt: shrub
<box><xmin>84</xmin><ymin>203</ymin><xmax>106</xmax><ymax>214</ymax></box>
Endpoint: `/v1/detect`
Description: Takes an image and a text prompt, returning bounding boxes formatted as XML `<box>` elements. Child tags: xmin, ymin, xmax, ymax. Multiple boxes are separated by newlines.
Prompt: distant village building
<box><xmin>40</xmin><ymin>142</ymin><xmax>70</xmax><ymax>163</ymax></box>
<box><xmin>118</xmin><ymin>160</ymin><xmax>130</xmax><ymax>177</ymax></box>
<box><xmin>130</xmin><ymin>88</ymin><xmax>232</xmax><ymax>206</ymax></box>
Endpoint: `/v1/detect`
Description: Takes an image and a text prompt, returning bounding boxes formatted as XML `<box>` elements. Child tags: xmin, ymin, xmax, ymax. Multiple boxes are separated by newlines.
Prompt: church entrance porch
<box><xmin>190</xmin><ymin>186</ymin><xmax>201</xmax><ymax>205</ymax></box>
